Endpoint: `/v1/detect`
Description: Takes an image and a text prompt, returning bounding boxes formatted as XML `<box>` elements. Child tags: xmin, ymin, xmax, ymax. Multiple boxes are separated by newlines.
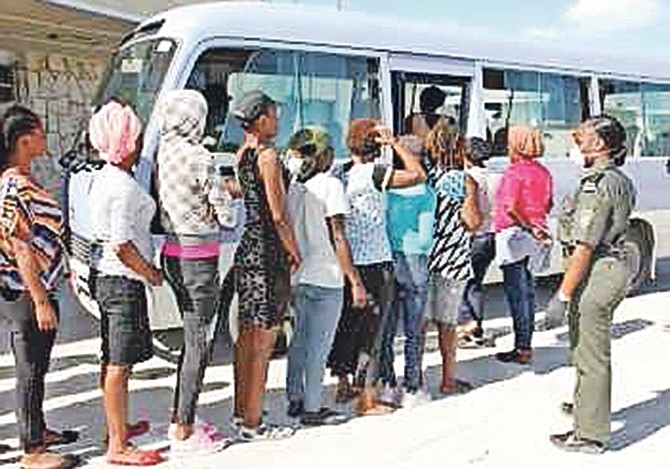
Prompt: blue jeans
<box><xmin>393</xmin><ymin>252</ymin><xmax>428</xmax><ymax>392</ymax></box>
<box><xmin>287</xmin><ymin>284</ymin><xmax>343</xmax><ymax>412</ymax></box>
<box><xmin>501</xmin><ymin>257</ymin><xmax>535</xmax><ymax>350</ymax></box>
<box><xmin>459</xmin><ymin>233</ymin><xmax>496</xmax><ymax>328</ymax></box>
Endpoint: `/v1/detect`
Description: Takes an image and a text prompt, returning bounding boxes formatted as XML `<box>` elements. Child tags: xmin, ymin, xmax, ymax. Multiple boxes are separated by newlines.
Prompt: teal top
<box><xmin>386</xmin><ymin>183</ymin><xmax>436</xmax><ymax>255</ymax></box>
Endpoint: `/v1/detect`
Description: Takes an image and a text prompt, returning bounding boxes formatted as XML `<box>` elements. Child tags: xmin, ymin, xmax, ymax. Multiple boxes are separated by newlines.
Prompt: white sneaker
<box><xmin>237</xmin><ymin>423</ymin><xmax>296</xmax><ymax>442</ymax></box>
<box><xmin>401</xmin><ymin>389</ymin><xmax>432</xmax><ymax>409</ymax></box>
<box><xmin>377</xmin><ymin>385</ymin><xmax>401</xmax><ymax>407</ymax></box>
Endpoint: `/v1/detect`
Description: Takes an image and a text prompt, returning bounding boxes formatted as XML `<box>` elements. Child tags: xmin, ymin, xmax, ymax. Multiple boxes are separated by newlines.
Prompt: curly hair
<box><xmin>347</xmin><ymin>118</ymin><xmax>379</xmax><ymax>156</ymax></box>
<box><xmin>425</xmin><ymin>121</ymin><xmax>466</xmax><ymax>169</ymax></box>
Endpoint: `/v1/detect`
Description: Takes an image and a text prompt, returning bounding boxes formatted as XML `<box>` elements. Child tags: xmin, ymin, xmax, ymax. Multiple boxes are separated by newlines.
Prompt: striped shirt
<box><xmin>423</xmin><ymin>158</ymin><xmax>472</xmax><ymax>281</ymax></box>
<box><xmin>0</xmin><ymin>169</ymin><xmax>64</xmax><ymax>293</ymax></box>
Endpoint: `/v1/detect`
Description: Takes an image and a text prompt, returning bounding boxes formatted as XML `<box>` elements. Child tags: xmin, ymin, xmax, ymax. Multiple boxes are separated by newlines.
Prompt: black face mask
<box><xmin>360</xmin><ymin>135</ymin><xmax>381</xmax><ymax>161</ymax></box>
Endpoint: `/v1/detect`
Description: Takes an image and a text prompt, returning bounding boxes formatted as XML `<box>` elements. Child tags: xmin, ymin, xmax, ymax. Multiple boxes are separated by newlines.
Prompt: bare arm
<box><xmin>461</xmin><ymin>175</ymin><xmax>482</xmax><ymax>232</ymax></box>
<box><xmin>328</xmin><ymin>215</ymin><xmax>366</xmax><ymax>306</ymax></box>
<box><xmin>13</xmin><ymin>239</ymin><xmax>57</xmax><ymax>330</ymax></box>
<box><xmin>114</xmin><ymin>242</ymin><xmax>162</xmax><ymax>286</ymax></box>
<box><xmin>376</xmin><ymin>126</ymin><xmax>426</xmax><ymax>188</ymax></box>
<box><xmin>258</xmin><ymin>148</ymin><xmax>301</xmax><ymax>270</ymax></box>
<box><xmin>558</xmin><ymin>243</ymin><xmax>593</xmax><ymax>299</ymax></box>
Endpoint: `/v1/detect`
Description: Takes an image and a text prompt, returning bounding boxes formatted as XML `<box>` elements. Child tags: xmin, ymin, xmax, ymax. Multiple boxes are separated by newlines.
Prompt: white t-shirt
<box><xmin>288</xmin><ymin>172</ymin><xmax>349</xmax><ymax>288</ymax></box>
<box><xmin>465</xmin><ymin>165</ymin><xmax>493</xmax><ymax>235</ymax></box>
<box><xmin>91</xmin><ymin>164</ymin><xmax>156</xmax><ymax>282</ymax></box>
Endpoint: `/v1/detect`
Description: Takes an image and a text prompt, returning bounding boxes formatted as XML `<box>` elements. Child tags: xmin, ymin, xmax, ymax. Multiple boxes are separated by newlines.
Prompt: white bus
<box><xmin>64</xmin><ymin>1</ymin><xmax>670</xmax><ymax>332</ymax></box>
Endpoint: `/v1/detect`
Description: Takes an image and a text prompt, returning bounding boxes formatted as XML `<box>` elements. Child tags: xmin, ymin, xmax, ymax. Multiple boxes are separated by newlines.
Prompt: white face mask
<box><xmin>286</xmin><ymin>155</ymin><xmax>303</xmax><ymax>176</ymax></box>
<box><xmin>569</xmin><ymin>145</ymin><xmax>585</xmax><ymax>167</ymax></box>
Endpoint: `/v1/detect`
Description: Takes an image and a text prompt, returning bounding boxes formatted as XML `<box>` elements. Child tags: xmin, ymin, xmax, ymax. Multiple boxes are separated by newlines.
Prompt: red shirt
<box><xmin>493</xmin><ymin>159</ymin><xmax>552</xmax><ymax>232</ymax></box>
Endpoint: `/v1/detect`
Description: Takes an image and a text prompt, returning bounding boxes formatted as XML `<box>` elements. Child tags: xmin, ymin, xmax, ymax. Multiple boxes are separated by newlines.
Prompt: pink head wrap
<box><xmin>508</xmin><ymin>125</ymin><xmax>544</xmax><ymax>160</ymax></box>
<box><xmin>88</xmin><ymin>101</ymin><xmax>142</xmax><ymax>164</ymax></box>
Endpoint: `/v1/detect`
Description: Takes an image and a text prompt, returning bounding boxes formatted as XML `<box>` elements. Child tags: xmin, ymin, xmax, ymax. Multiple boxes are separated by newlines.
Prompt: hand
<box><xmin>545</xmin><ymin>291</ymin><xmax>569</xmax><ymax>329</ymax></box>
<box><xmin>288</xmin><ymin>251</ymin><xmax>302</xmax><ymax>274</ymax></box>
<box><xmin>350</xmin><ymin>282</ymin><xmax>367</xmax><ymax>308</ymax></box>
<box><xmin>531</xmin><ymin>225</ymin><xmax>551</xmax><ymax>242</ymax></box>
<box><xmin>222</xmin><ymin>178</ymin><xmax>243</xmax><ymax>199</ymax></box>
<box><xmin>374</xmin><ymin>125</ymin><xmax>396</xmax><ymax>147</ymax></box>
<box><xmin>34</xmin><ymin>299</ymin><xmax>57</xmax><ymax>331</ymax></box>
<box><xmin>148</xmin><ymin>267</ymin><xmax>163</xmax><ymax>287</ymax></box>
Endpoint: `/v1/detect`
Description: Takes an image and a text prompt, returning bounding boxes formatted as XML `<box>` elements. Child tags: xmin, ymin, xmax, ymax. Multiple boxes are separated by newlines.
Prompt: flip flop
<box><xmin>44</xmin><ymin>429</ymin><xmax>79</xmax><ymax>447</ymax></box>
<box><xmin>106</xmin><ymin>448</ymin><xmax>165</xmax><ymax>466</ymax></box>
<box><xmin>441</xmin><ymin>379</ymin><xmax>474</xmax><ymax>395</ymax></box>
<box><xmin>357</xmin><ymin>404</ymin><xmax>395</xmax><ymax>416</ymax></box>
<box><xmin>0</xmin><ymin>443</ymin><xmax>13</xmax><ymax>453</ymax></box>
<box><xmin>125</xmin><ymin>421</ymin><xmax>151</xmax><ymax>441</ymax></box>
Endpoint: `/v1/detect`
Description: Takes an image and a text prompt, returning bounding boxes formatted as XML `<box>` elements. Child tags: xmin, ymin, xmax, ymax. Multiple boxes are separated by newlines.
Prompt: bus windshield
<box><xmin>95</xmin><ymin>38</ymin><xmax>177</xmax><ymax>124</ymax></box>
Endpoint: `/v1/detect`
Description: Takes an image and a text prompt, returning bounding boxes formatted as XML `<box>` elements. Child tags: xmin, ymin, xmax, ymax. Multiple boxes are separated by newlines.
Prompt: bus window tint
<box><xmin>601</xmin><ymin>79</ymin><xmax>670</xmax><ymax>157</ymax></box>
<box><xmin>185</xmin><ymin>48</ymin><xmax>380</xmax><ymax>159</ymax></box>
<box><xmin>483</xmin><ymin>69</ymin><xmax>588</xmax><ymax>158</ymax></box>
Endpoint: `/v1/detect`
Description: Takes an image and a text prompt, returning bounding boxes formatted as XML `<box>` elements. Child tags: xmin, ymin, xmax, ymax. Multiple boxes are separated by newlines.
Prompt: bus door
<box><xmin>388</xmin><ymin>55</ymin><xmax>475</xmax><ymax>138</ymax></box>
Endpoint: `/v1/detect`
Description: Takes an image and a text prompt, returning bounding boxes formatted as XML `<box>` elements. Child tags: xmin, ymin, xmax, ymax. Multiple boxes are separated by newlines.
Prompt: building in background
<box><xmin>0</xmin><ymin>0</ymin><xmax>243</xmax><ymax>196</ymax></box>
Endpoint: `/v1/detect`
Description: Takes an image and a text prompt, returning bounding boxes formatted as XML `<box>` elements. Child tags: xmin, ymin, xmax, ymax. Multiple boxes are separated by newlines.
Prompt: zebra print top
<box><xmin>423</xmin><ymin>158</ymin><xmax>472</xmax><ymax>282</ymax></box>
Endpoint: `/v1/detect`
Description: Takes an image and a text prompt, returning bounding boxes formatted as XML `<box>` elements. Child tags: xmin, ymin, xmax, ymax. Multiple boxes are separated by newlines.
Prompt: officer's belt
<box><xmin>561</xmin><ymin>242</ymin><xmax>626</xmax><ymax>259</ymax></box>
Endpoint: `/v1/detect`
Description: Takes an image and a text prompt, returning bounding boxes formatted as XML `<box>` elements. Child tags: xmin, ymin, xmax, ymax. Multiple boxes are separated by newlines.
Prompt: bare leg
<box><xmin>438</xmin><ymin>324</ymin><xmax>458</xmax><ymax>392</ymax></box>
<box><xmin>102</xmin><ymin>364</ymin><xmax>129</xmax><ymax>455</ymax></box>
<box><xmin>233</xmin><ymin>340</ymin><xmax>245</xmax><ymax>421</ymax></box>
<box><xmin>240</xmin><ymin>327</ymin><xmax>276</xmax><ymax>428</ymax></box>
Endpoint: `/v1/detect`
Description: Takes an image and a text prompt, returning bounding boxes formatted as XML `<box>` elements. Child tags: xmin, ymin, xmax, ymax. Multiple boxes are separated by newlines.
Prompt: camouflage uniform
<box><xmin>558</xmin><ymin>158</ymin><xmax>636</xmax><ymax>443</ymax></box>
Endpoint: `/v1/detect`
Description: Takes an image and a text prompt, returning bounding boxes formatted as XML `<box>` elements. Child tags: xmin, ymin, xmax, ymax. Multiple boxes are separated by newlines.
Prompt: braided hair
<box><xmin>0</xmin><ymin>105</ymin><xmax>42</xmax><ymax>169</ymax></box>
<box><xmin>588</xmin><ymin>115</ymin><xmax>628</xmax><ymax>166</ymax></box>
<box><xmin>425</xmin><ymin>121</ymin><xmax>465</xmax><ymax>169</ymax></box>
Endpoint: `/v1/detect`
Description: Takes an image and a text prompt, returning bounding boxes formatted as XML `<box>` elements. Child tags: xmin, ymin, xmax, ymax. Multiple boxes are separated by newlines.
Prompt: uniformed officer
<box><xmin>546</xmin><ymin>115</ymin><xmax>636</xmax><ymax>454</ymax></box>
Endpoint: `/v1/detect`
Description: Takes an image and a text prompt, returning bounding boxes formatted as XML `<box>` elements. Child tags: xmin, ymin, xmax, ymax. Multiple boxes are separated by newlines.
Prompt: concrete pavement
<box><xmin>0</xmin><ymin>261</ymin><xmax>668</xmax><ymax>467</ymax></box>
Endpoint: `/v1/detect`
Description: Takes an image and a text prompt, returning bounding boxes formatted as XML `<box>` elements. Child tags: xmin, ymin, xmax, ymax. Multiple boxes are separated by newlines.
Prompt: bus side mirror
<box><xmin>666</xmin><ymin>158</ymin><xmax>670</xmax><ymax>175</ymax></box>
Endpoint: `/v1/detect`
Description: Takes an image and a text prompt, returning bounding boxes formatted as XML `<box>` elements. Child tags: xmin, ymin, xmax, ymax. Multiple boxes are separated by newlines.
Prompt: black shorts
<box><xmin>95</xmin><ymin>276</ymin><xmax>153</xmax><ymax>365</ymax></box>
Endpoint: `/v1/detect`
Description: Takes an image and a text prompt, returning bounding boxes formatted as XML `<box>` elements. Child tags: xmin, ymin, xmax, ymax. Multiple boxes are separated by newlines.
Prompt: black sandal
<box><xmin>44</xmin><ymin>429</ymin><xmax>79</xmax><ymax>447</ymax></box>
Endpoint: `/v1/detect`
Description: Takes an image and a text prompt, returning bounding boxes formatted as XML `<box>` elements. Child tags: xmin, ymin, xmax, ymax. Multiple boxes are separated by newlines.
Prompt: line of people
<box><xmin>0</xmin><ymin>86</ymin><xmax>636</xmax><ymax>467</ymax></box>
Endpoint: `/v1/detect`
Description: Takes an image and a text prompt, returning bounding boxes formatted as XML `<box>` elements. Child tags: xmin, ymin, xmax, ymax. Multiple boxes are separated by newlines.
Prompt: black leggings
<box><xmin>0</xmin><ymin>296</ymin><xmax>57</xmax><ymax>451</ymax></box>
<box><xmin>327</xmin><ymin>263</ymin><xmax>395</xmax><ymax>387</ymax></box>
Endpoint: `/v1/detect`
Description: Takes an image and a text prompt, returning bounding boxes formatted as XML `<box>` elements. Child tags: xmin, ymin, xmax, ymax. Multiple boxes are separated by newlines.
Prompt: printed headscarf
<box><xmin>508</xmin><ymin>125</ymin><xmax>544</xmax><ymax>159</ymax></box>
<box><xmin>157</xmin><ymin>89</ymin><xmax>208</xmax><ymax>144</ymax></box>
<box><xmin>88</xmin><ymin>101</ymin><xmax>142</xmax><ymax>164</ymax></box>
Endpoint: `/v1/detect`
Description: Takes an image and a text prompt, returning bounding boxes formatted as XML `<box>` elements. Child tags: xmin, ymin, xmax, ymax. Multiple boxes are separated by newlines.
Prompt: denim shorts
<box><xmin>425</xmin><ymin>274</ymin><xmax>467</xmax><ymax>326</ymax></box>
<box><xmin>95</xmin><ymin>276</ymin><xmax>153</xmax><ymax>365</ymax></box>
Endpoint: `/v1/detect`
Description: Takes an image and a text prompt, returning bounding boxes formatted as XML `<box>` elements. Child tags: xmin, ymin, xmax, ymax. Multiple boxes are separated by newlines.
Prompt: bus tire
<box><xmin>625</xmin><ymin>219</ymin><xmax>654</xmax><ymax>295</ymax></box>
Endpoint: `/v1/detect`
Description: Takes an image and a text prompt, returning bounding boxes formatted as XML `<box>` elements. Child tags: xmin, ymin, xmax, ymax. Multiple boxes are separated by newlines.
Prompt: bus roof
<box><xmin>135</xmin><ymin>1</ymin><xmax>670</xmax><ymax>82</ymax></box>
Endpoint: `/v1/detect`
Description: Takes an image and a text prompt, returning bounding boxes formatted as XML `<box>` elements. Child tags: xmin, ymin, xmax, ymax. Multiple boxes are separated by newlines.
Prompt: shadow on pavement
<box><xmin>610</xmin><ymin>389</ymin><xmax>670</xmax><ymax>451</ymax></box>
<box><xmin>425</xmin><ymin>317</ymin><xmax>654</xmax><ymax>396</ymax></box>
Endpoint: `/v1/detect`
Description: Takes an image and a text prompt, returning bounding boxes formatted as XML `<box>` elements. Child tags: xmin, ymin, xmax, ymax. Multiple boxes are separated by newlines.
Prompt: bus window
<box><xmin>483</xmin><ymin>69</ymin><xmax>589</xmax><ymax>158</ymax></box>
<box><xmin>392</xmin><ymin>72</ymin><xmax>468</xmax><ymax>140</ymax></box>
<box><xmin>185</xmin><ymin>48</ymin><xmax>381</xmax><ymax>159</ymax></box>
<box><xmin>600</xmin><ymin>80</ymin><xmax>641</xmax><ymax>156</ymax></box>
<box><xmin>641</xmin><ymin>83</ymin><xmax>670</xmax><ymax>157</ymax></box>
<box><xmin>601</xmin><ymin>79</ymin><xmax>670</xmax><ymax>157</ymax></box>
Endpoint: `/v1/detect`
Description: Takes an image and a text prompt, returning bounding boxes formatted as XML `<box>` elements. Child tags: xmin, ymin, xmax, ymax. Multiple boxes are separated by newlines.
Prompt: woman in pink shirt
<box><xmin>493</xmin><ymin>126</ymin><xmax>552</xmax><ymax>364</ymax></box>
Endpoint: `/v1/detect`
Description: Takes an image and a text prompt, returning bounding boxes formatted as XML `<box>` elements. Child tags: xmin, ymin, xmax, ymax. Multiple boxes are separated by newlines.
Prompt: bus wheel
<box><xmin>625</xmin><ymin>220</ymin><xmax>654</xmax><ymax>295</ymax></box>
